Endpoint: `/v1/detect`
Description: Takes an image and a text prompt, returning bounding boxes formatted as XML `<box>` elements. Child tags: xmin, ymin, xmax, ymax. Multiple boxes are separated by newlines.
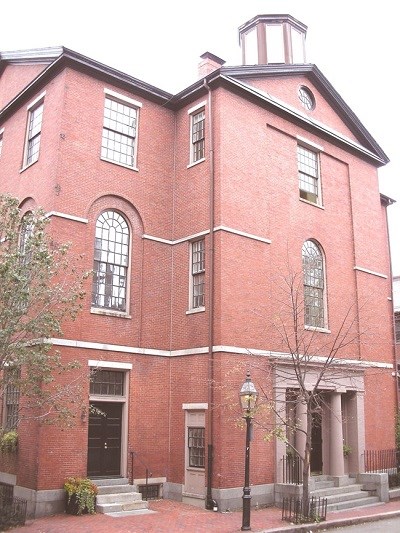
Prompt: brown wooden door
<box><xmin>87</xmin><ymin>402</ymin><xmax>122</xmax><ymax>477</ymax></box>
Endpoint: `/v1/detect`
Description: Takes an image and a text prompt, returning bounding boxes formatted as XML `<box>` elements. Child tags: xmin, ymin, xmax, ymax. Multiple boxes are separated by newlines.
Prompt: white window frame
<box><xmin>188</xmin><ymin>101</ymin><xmax>206</xmax><ymax>167</ymax></box>
<box><xmin>91</xmin><ymin>210</ymin><xmax>131</xmax><ymax>316</ymax></box>
<box><xmin>188</xmin><ymin>238</ymin><xmax>205</xmax><ymax>312</ymax></box>
<box><xmin>0</xmin><ymin>127</ymin><xmax>4</xmax><ymax>159</ymax></box>
<box><xmin>22</xmin><ymin>91</ymin><xmax>46</xmax><ymax>169</ymax></box>
<box><xmin>101</xmin><ymin>88</ymin><xmax>142</xmax><ymax>171</ymax></box>
<box><xmin>297</xmin><ymin>139</ymin><xmax>323</xmax><ymax>206</ymax></box>
<box><xmin>302</xmin><ymin>239</ymin><xmax>328</xmax><ymax>331</ymax></box>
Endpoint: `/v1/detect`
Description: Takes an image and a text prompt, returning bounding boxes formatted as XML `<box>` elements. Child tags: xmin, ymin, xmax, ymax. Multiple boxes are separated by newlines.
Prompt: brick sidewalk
<box><xmin>7</xmin><ymin>498</ymin><xmax>400</xmax><ymax>533</ymax></box>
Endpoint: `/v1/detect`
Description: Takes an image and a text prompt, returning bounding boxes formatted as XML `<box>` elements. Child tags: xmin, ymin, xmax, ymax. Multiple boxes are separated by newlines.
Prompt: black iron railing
<box><xmin>0</xmin><ymin>483</ymin><xmax>27</xmax><ymax>529</ymax></box>
<box><xmin>364</xmin><ymin>448</ymin><xmax>400</xmax><ymax>488</ymax></box>
<box><xmin>282</xmin><ymin>496</ymin><xmax>327</xmax><ymax>524</ymax></box>
<box><xmin>130</xmin><ymin>450</ymin><xmax>154</xmax><ymax>500</ymax></box>
<box><xmin>282</xmin><ymin>454</ymin><xmax>303</xmax><ymax>484</ymax></box>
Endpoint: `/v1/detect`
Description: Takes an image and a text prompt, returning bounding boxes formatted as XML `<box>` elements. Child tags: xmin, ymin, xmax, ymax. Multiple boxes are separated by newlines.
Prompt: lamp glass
<box><xmin>239</xmin><ymin>373</ymin><xmax>258</xmax><ymax>413</ymax></box>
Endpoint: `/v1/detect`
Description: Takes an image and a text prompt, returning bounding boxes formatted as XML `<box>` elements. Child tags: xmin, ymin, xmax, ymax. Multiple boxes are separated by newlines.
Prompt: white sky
<box><xmin>2</xmin><ymin>0</ymin><xmax>399</xmax><ymax>275</ymax></box>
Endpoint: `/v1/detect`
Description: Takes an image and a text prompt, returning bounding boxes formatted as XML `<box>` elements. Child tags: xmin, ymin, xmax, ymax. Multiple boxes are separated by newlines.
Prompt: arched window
<box><xmin>92</xmin><ymin>210</ymin><xmax>129</xmax><ymax>311</ymax></box>
<box><xmin>302</xmin><ymin>240</ymin><xmax>325</xmax><ymax>328</ymax></box>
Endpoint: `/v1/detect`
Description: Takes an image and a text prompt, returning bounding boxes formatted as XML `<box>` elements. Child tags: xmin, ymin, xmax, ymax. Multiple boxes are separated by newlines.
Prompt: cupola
<box><xmin>238</xmin><ymin>14</ymin><xmax>307</xmax><ymax>66</ymax></box>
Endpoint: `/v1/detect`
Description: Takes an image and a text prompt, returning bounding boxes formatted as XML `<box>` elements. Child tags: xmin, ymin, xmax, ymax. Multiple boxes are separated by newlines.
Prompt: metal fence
<box><xmin>0</xmin><ymin>483</ymin><xmax>27</xmax><ymax>529</ymax></box>
<box><xmin>364</xmin><ymin>449</ymin><xmax>400</xmax><ymax>488</ymax></box>
<box><xmin>282</xmin><ymin>496</ymin><xmax>327</xmax><ymax>524</ymax></box>
<box><xmin>282</xmin><ymin>454</ymin><xmax>303</xmax><ymax>484</ymax></box>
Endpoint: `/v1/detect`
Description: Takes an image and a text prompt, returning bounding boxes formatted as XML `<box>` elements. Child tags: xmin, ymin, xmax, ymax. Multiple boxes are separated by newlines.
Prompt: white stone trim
<box><xmin>142</xmin><ymin>230</ymin><xmax>209</xmax><ymax>245</ymax></box>
<box><xmin>46</xmin><ymin>211</ymin><xmax>88</xmax><ymax>223</ymax></box>
<box><xmin>104</xmin><ymin>88</ymin><xmax>143</xmax><ymax>108</ymax></box>
<box><xmin>143</xmin><ymin>226</ymin><xmax>271</xmax><ymax>246</ymax></box>
<box><xmin>214</xmin><ymin>225</ymin><xmax>271</xmax><ymax>244</ymax></box>
<box><xmin>88</xmin><ymin>359</ymin><xmax>132</xmax><ymax>369</ymax></box>
<box><xmin>296</xmin><ymin>135</ymin><xmax>324</xmax><ymax>151</ymax></box>
<box><xmin>27</xmin><ymin>90</ymin><xmax>46</xmax><ymax>110</ymax></box>
<box><xmin>182</xmin><ymin>403</ymin><xmax>208</xmax><ymax>410</ymax></box>
<box><xmin>49</xmin><ymin>338</ymin><xmax>392</xmax><ymax>368</ymax></box>
<box><xmin>187</xmin><ymin>101</ymin><xmax>206</xmax><ymax>115</ymax></box>
<box><xmin>354</xmin><ymin>266</ymin><xmax>388</xmax><ymax>279</ymax></box>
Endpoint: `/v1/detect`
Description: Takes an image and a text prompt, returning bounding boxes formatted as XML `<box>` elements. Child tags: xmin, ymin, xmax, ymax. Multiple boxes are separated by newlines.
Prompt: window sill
<box><xmin>305</xmin><ymin>325</ymin><xmax>331</xmax><ymax>334</ymax></box>
<box><xmin>91</xmin><ymin>307</ymin><xmax>131</xmax><ymax>318</ymax></box>
<box><xmin>187</xmin><ymin>158</ymin><xmax>205</xmax><ymax>169</ymax></box>
<box><xmin>186</xmin><ymin>307</ymin><xmax>205</xmax><ymax>315</ymax></box>
<box><xmin>299</xmin><ymin>198</ymin><xmax>325</xmax><ymax>210</ymax></box>
<box><xmin>20</xmin><ymin>160</ymin><xmax>38</xmax><ymax>173</ymax></box>
<box><xmin>101</xmin><ymin>156</ymin><xmax>138</xmax><ymax>172</ymax></box>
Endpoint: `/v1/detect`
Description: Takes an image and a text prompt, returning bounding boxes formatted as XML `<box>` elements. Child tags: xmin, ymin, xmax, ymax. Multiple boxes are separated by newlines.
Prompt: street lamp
<box><xmin>239</xmin><ymin>371</ymin><xmax>258</xmax><ymax>531</ymax></box>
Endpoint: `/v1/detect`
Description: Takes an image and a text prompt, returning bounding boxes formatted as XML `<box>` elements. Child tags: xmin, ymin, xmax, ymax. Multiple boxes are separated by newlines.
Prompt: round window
<box><xmin>298</xmin><ymin>86</ymin><xmax>315</xmax><ymax>111</ymax></box>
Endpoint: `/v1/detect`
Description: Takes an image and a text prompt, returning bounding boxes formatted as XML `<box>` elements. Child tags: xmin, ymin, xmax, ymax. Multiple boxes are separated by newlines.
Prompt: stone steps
<box><xmin>92</xmin><ymin>478</ymin><xmax>151</xmax><ymax>516</ymax></box>
<box><xmin>310</xmin><ymin>476</ymin><xmax>381</xmax><ymax>513</ymax></box>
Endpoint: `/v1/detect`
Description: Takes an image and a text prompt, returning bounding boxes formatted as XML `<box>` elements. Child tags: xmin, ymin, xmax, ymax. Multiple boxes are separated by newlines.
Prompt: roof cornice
<box><xmin>219</xmin><ymin>64</ymin><xmax>389</xmax><ymax>164</ymax></box>
<box><xmin>0</xmin><ymin>47</ymin><xmax>173</xmax><ymax>122</ymax></box>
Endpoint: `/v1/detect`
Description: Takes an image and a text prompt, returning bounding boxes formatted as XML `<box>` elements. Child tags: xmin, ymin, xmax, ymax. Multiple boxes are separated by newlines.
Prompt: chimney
<box><xmin>198</xmin><ymin>51</ymin><xmax>225</xmax><ymax>78</ymax></box>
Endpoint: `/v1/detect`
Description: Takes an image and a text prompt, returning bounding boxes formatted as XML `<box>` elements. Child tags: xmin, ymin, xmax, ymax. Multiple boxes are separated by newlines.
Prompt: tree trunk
<box><xmin>302</xmin><ymin>405</ymin><xmax>313</xmax><ymax>517</ymax></box>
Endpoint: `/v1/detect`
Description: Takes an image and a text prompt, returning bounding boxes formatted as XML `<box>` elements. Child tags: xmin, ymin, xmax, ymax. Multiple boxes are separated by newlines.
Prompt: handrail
<box><xmin>129</xmin><ymin>450</ymin><xmax>153</xmax><ymax>500</ymax></box>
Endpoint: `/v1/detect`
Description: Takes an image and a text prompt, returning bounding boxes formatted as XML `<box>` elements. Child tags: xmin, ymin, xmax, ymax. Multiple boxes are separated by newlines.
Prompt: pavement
<box><xmin>6</xmin><ymin>498</ymin><xmax>400</xmax><ymax>533</ymax></box>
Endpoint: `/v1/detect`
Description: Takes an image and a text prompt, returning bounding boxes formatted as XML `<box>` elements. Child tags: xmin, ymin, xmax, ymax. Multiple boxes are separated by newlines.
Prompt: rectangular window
<box><xmin>395</xmin><ymin>313</ymin><xmax>400</xmax><ymax>343</ymax></box>
<box><xmin>90</xmin><ymin>370</ymin><xmax>124</xmax><ymax>396</ymax></box>
<box><xmin>298</xmin><ymin>145</ymin><xmax>319</xmax><ymax>204</ymax></box>
<box><xmin>188</xmin><ymin>427</ymin><xmax>205</xmax><ymax>468</ymax></box>
<box><xmin>191</xmin><ymin>239</ymin><xmax>205</xmax><ymax>309</ymax></box>
<box><xmin>101</xmin><ymin>96</ymin><xmax>138</xmax><ymax>168</ymax></box>
<box><xmin>3</xmin><ymin>369</ymin><xmax>20</xmax><ymax>430</ymax></box>
<box><xmin>25</xmin><ymin>102</ymin><xmax>44</xmax><ymax>166</ymax></box>
<box><xmin>191</xmin><ymin>110</ymin><xmax>205</xmax><ymax>163</ymax></box>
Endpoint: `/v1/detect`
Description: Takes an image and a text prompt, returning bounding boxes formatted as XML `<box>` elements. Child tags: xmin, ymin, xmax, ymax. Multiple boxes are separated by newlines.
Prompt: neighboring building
<box><xmin>0</xmin><ymin>14</ymin><xmax>397</xmax><ymax>518</ymax></box>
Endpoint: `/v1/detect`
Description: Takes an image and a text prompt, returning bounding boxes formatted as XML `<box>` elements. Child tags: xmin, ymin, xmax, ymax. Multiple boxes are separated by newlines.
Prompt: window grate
<box><xmin>90</xmin><ymin>370</ymin><xmax>124</xmax><ymax>396</ymax></box>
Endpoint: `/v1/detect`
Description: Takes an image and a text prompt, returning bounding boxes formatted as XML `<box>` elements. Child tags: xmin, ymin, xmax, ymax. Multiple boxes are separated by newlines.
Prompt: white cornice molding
<box><xmin>353</xmin><ymin>266</ymin><xmax>388</xmax><ymax>279</ymax></box>
<box><xmin>46</xmin><ymin>211</ymin><xmax>88</xmax><ymax>223</ymax></box>
<box><xmin>49</xmin><ymin>338</ymin><xmax>392</xmax><ymax>369</ymax></box>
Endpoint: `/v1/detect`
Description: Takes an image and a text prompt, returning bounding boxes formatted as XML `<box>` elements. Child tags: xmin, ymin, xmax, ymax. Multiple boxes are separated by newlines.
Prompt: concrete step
<box><xmin>97</xmin><ymin>484</ymin><xmax>139</xmax><ymax>496</ymax></box>
<box><xmin>312</xmin><ymin>481</ymin><xmax>335</xmax><ymax>490</ymax></box>
<box><xmin>92</xmin><ymin>477</ymin><xmax>129</xmax><ymax>486</ymax></box>
<box><xmin>97</xmin><ymin>491</ymin><xmax>143</xmax><ymax>504</ymax></box>
<box><xmin>312</xmin><ymin>483</ymin><xmax>364</xmax><ymax>498</ymax></box>
<box><xmin>327</xmin><ymin>496</ymin><xmax>381</xmax><ymax>512</ymax></box>
<box><xmin>96</xmin><ymin>500</ymin><xmax>149</xmax><ymax>514</ymax></box>
<box><xmin>323</xmin><ymin>489</ymin><xmax>374</xmax><ymax>505</ymax></box>
<box><xmin>93</xmin><ymin>480</ymin><xmax>149</xmax><ymax>515</ymax></box>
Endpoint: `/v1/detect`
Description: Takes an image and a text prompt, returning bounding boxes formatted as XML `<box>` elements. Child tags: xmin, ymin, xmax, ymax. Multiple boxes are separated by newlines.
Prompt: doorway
<box><xmin>310</xmin><ymin>411</ymin><xmax>323</xmax><ymax>474</ymax></box>
<box><xmin>87</xmin><ymin>402</ymin><xmax>122</xmax><ymax>477</ymax></box>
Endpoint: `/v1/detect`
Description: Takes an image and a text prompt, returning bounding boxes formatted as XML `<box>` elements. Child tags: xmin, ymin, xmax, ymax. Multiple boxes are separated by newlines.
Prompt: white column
<box><xmin>275</xmin><ymin>388</ymin><xmax>287</xmax><ymax>483</ymax></box>
<box><xmin>330</xmin><ymin>391</ymin><xmax>345</xmax><ymax>476</ymax></box>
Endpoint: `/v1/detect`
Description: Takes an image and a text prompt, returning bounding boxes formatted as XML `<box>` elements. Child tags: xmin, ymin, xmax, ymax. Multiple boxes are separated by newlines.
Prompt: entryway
<box><xmin>87</xmin><ymin>402</ymin><xmax>122</xmax><ymax>477</ymax></box>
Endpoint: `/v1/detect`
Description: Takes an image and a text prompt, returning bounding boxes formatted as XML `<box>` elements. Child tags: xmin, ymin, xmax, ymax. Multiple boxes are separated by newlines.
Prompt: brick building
<box><xmin>0</xmin><ymin>14</ymin><xmax>398</xmax><ymax>517</ymax></box>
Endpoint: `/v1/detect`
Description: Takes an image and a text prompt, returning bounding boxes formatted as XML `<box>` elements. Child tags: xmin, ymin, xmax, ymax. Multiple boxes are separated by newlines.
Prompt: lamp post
<box><xmin>239</xmin><ymin>371</ymin><xmax>258</xmax><ymax>531</ymax></box>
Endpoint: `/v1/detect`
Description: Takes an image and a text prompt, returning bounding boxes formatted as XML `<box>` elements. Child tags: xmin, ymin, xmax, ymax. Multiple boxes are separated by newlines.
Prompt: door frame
<box><xmin>88</xmin><ymin>360</ymin><xmax>131</xmax><ymax>478</ymax></box>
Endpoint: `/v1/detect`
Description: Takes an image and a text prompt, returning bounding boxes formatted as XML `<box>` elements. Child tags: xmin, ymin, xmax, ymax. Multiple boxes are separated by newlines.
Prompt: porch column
<box><xmin>295</xmin><ymin>397</ymin><xmax>307</xmax><ymax>461</ymax></box>
<box><xmin>275</xmin><ymin>388</ymin><xmax>287</xmax><ymax>483</ymax></box>
<box><xmin>330</xmin><ymin>390</ymin><xmax>345</xmax><ymax>476</ymax></box>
